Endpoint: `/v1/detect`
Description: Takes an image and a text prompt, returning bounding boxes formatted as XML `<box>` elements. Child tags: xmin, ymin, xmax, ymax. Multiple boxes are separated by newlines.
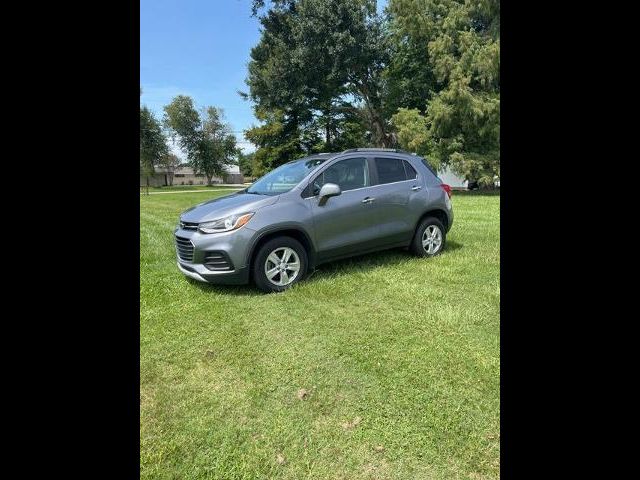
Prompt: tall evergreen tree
<box><xmin>389</xmin><ymin>0</ymin><xmax>500</xmax><ymax>186</ymax></box>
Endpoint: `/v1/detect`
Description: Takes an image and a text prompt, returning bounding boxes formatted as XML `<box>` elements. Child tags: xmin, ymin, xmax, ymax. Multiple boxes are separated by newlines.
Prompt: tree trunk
<box><xmin>206</xmin><ymin>174</ymin><xmax>213</xmax><ymax>186</ymax></box>
<box><xmin>323</xmin><ymin>108</ymin><xmax>331</xmax><ymax>147</ymax></box>
<box><xmin>146</xmin><ymin>176</ymin><xmax>149</xmax><ymax>195</ymax></box>
<box><xmin>168</xmin><ymin>172</ymin><xmax>174</xmax><ymax>186</ymax></box>
<box><xmin>371</xmin><ymin>114</ymin><xmax>389</xmax><ymax>148</ymax></box>
<box><xmin>353</xmin><ymin>78</ymin><xmax>390</xmax><ymax>148</ymax></box>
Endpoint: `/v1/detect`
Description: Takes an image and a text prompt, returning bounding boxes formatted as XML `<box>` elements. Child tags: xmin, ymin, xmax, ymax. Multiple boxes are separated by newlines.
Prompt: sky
<box><xmin>140</xmin><ymin>0</ymin><xmax>388</xmax><ymax>156</ymax></box>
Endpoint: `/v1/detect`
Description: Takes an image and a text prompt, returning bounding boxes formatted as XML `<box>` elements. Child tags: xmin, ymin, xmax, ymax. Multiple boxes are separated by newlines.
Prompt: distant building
<box><xmin>435</xmin><ymin>166</ymin><xmax>500</xmax><ymax>189</ymax></box>
<box><xmin>140</xmin><ymin>164</ymin><xmax>244</xmax><ymax>186</ymax></box>
<box><xmin>437</xmin><ymin>165</ymin><xmax>467</xmax><ymax>189</ymax></box>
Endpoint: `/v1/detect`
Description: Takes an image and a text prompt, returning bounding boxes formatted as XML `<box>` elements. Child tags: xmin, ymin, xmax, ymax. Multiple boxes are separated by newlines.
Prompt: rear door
<box><xmin>365</xmin><ymin>156</ymin><xmax>422</xmax><ymax>243</ymax></box>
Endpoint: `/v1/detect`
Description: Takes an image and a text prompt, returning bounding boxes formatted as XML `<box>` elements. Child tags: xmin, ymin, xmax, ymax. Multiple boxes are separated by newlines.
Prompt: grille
<box><xmin>180</xmin><ymin>221</ymin><xmax>199</xmax><ymax>231</ymax></box>
<box><xmin>204</xmin><ymin>251</ymin><xmax>233</xmax><ymax>271</ymax></box>
<box><xmin>175</xmin><ymin>236</ymin><xmax>194</xmax><ymax>262</ymax></box>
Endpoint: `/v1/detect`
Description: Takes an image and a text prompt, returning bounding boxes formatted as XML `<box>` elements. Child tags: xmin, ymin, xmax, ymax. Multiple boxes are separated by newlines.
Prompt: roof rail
<box><xmin>339</xmin><ymin>148</ymin><xmax>415</xmax><ymax>155</ymax></box>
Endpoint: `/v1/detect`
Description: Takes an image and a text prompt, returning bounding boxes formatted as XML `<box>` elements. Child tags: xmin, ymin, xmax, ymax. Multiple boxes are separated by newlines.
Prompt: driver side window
<box><xmin>310</xmin><ymin>157</ymin><xmax>368</xmax><ymax>196</ymax></box>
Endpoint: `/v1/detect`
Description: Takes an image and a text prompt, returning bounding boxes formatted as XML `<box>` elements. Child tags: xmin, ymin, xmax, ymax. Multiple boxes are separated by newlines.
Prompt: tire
<box><xmin>252</xmin><ymin>236</ymin><xmax>308</xmax><ymax>293</ymax></box>
<box><xmin>410</xmin><ymin>216</ymin><xmax>447</xmax><ymax>257</ymax></box>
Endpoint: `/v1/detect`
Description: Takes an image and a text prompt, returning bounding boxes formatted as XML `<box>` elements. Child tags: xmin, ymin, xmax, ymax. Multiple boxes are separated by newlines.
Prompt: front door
<box><xmin>307</xmin><ymin>156</ymin><xmax>380</xmax><ymax>260</ymax></box>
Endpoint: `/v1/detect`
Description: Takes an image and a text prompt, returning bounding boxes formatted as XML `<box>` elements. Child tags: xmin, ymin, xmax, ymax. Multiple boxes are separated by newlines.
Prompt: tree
<box><xmin>163</xmin><ymin>96</ymin><xmax>238</xmax><ymax>186</ymax></box>
<box><xmin>315</xmin><ymin>105</ymin><xmax>370</xmax><ymax>152</ymax></box>
<box><xmin>237</xmin><ymin>151</ymin><xmax>255</xmax><ymax>178</ymax></box>
<box><xmin>246</xmin><ymin>0</ymin><xmax>500</xmax><ymax>183</ymax></box>
<box><xmin>388</xmin><ymin>0</ymin><xmax>500</xmax><ymax>186</ymax></box>
<box><xmin>244</xmin><ymin>108</ymin><xmax>310</xmax><ymax>177</ymax></box>
<box><xmin>158</xmin><ymin>152</ymin><xmax>181</xmax><ymax>186</ymax></box>
<box><xmin>246</xmin><ymin>0</ymin><xmax>390</xmax><ymax>154</ymax></box>
<box><xmin>140</xmin><ymin>106</ymin><xmax>168</xmax><ymax>194</ymax></box>
<box><xmin>391</xmin><ymin>107</ymin><xmax>435</xmax><ymax>160</ymax></box>
<box><xmin>382</xmin><ymin>8</ymin><xmax>438</xmax><ymax>118</ymax></box>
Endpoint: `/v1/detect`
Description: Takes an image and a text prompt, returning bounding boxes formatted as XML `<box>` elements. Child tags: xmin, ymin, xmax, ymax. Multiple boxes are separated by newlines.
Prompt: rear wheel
<box><xmin>253</xmin><ymin>236</ymin><xmax>308</xmax><ymax>293</ymax></box>
<box><xmin>410</xmin><ymin>217</ymin><xmax>446</xmax><ymax>257</ymax></box>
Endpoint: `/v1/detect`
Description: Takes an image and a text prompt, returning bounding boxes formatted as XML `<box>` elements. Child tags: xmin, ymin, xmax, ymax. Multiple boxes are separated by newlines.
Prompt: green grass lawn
<box><xmin>140</xmin><ymin>191</ymin><xmax>500</xmax><ymax>479</ymax></box>
<box><xmin>143</xmin><ymin>185</ymin><xmax>249</xmax><ymax>192</ymax></box>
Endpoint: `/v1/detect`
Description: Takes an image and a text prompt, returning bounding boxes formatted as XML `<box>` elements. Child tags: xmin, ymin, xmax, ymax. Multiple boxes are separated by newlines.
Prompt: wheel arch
<box><xmin>415</xmin><ymin>209</ymin><xmax>450</xmax><ymax>234</ymax></box>
<box><xmin>246</xmin><ymin>227</ymin><xmax>317</xmax><ymax>274</ymax></box>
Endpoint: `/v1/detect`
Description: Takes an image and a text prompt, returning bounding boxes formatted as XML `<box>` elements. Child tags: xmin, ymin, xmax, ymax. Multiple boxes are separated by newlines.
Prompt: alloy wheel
<box><xmin>422</xmin><ymin>225</ymin><xmax>443</xmax><ymax>254</ymax></box>
<box><xmin>264</xmin><ymin>247</ymin><xmax>301</xmax><ymax>286</ymax></box>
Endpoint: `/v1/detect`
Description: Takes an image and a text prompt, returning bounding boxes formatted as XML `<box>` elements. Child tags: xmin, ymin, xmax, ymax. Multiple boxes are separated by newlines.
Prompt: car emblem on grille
<box><xmin>180</xmin><ymin>222</ymin><xmax>185</xmax><ymax>228</ymax></box>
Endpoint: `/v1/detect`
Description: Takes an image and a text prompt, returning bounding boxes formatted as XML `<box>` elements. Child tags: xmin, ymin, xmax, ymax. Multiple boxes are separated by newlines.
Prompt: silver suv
<box><xmin>175</xmin><ymin>148</ymin><xmax>453</xmax><ymax>292</ymax></box>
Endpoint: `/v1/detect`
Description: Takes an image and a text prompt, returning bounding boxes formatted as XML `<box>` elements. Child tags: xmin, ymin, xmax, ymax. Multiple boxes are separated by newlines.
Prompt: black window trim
<box><xmin>403</xmin><ymin>159</ymin><xmax>418</xmax><ymax>180</ymax></box>
<box><xmin>420</xmin><ymin>157</ymin><xmax>439</xmax><ymax>177</ymax></box>
<box><xmin>367</xmin><ymin>157</ymin><xmax>379</xmax><ymax>185</ymax></box>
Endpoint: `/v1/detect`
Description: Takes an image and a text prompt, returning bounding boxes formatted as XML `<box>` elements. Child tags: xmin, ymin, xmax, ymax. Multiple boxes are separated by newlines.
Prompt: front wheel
<box><xmin>410</xmin><ymin>217</ymin><xmax>446</xmax><ymax>257</ymax></box>
<box><xmin>252</xmin><ymin>236</ymin><xmax>308</xmax><ymax>293</ymax></box>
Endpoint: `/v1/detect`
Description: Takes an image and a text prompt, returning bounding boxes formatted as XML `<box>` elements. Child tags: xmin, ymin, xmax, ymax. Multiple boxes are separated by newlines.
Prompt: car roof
<box><xmin>293</xmin><ymin>149</ymin><xmax>416</xmax><ymax>163</ymax></box>
<box><xmin>297</xmin><ymin>152</ymin><xmax>339</xmax><ymax>160</ymax></box>
<box><xmin>339</xmin><ymin>148</ymin><xmax>415</xmax><ymax>155</ymax></box>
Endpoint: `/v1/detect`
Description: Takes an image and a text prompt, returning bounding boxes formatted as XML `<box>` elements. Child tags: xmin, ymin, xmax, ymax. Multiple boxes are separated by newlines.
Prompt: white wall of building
<box><xmin>225</xmin><ymin>163</ymin><xmax>240</xmax><ymax>174</ymax></box>
<box><xmin>437</xmin><ymin>165</ymin><xmax>467</xmax><ymax>188</ymax></box>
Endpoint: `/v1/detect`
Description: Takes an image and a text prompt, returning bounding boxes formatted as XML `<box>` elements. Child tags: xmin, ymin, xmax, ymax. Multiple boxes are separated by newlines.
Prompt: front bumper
<box><xmin>174</xmin><ymin>225</ymin><xmax>255</xmax><ymax>285</ymax></box>
<box><xmin>177</xmin><ymin>261</ymin><xmax>250</xmax><ymax>285</ymax></box>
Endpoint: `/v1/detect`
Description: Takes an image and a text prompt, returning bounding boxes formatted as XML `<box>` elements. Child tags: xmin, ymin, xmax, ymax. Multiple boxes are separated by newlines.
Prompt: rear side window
<box><xmin>375</xmin><ymin>157</ymin><xmax>407</xmax><ymax>184</ymax></box>
<box><xmin>420</xmin><ymin>158</ymin><xmax>439</xmax><ymax>177</ymax></box>
<box><xmin>403</xmin><ymin>160</ymin><xmax>418</xmax><ymax>179</ymax></box>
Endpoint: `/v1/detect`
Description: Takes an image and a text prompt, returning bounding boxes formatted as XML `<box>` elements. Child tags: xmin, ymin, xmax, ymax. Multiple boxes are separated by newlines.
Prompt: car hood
<box><xmin>180</xmin><ymin>192</ymin><xmax>279</xmax><ymax>223</ymax></box>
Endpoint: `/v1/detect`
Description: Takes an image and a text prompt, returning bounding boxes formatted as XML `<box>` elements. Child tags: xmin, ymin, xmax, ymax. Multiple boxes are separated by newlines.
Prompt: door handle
<box><xmin>361</xmin><ymin>197</ymin><xmax>375</xmax><ymax>204</ymax></box>
<box><xmin>411</xmin><ymin>185</ymin><xmax>422</xmax><ymax>191</ymax></box>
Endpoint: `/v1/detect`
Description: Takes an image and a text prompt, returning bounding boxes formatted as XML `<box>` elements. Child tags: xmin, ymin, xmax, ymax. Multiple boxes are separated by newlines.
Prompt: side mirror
<box><xmin>318</xmin><ymin>183</ymin><xmax>341</xmax><ymax>206</ymax></box>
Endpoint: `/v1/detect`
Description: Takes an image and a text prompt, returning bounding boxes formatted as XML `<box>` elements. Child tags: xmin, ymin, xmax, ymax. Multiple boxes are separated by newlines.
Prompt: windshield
<box><xmin>246</xmin><ymin>156</ymin><xmax>330</xmax><ymax>195</ymax></box>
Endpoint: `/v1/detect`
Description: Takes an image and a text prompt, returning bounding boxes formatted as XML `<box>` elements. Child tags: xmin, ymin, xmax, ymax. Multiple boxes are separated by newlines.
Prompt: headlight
<box><xmin>198</xmin><ymin>212</ymin><xmax>254</xmax><ymax>234</ymax></box>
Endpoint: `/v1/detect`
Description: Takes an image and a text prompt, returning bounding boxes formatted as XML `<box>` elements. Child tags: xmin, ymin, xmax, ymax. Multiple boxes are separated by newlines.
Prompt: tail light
<box><xmin>440</xmin><ymin>184</ymin><xmax>452</xmax><ymax>198</ymax></box>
